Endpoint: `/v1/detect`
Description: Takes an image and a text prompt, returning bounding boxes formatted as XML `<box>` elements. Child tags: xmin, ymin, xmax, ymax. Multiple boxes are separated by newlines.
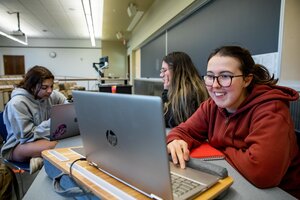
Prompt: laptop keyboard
<box><xmin>171</xmin><ymin>173</ymin><xmax>205</xmax><ymax>199</ymax></box>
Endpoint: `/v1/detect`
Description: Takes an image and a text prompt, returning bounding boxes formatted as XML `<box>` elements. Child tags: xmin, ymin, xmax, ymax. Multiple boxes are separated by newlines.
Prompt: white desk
<box><xmin>23</xmin><ymin>135</ymin><xmax>296</xmax><ymax>200</ymax></box>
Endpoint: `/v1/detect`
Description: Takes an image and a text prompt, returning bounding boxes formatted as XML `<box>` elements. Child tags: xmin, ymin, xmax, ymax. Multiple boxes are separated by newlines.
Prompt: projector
<box><xmin>11</xmin><ymin>30</ymin><xmax>25</xmax><ymax>36</ymax></box>
<box><xmin>127</xmin><ymin>3</ymin><xmax>137</xmax><ymax>17</ymax></box>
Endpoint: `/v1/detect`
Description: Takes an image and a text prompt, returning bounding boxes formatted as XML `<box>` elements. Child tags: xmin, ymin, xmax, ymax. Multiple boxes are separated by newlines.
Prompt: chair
<box><xmin>289</xmin><ymin>99</ymin><xmax>300</xmax><ymax>147</ymax></box>
<box><xmin>0</xmin><ymin>111</ymin><xmax>8</xmax><ymax>142</ymax></box>
<box><xmin>0</xmin><ymin>111</ymin><xmax>30</xmax><ymax>197</ymax></box>
<box><xmin>295</xmin><ymin>129</ymin><xmax>300</xmax><ymax>147</ymax></box>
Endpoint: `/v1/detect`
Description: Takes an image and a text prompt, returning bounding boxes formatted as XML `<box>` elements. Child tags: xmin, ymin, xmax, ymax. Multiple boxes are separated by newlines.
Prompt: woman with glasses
<box><xmin>160</xmin><ymin>51</ymin><xmax>208</xmax><ymax>128</ymax></box>
<box><xmin>1</xmin><ymin>66</ymin><xmax>67</xmax><ymax>174</ymax></box>
<box><xmin>166</xmin><ymin>46</ymin><xmax>300</xmax><ymax>198</ymax></box>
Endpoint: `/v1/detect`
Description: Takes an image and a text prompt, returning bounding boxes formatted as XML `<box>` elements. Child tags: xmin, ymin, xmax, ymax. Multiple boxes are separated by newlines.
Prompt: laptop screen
<box><xmin>72</xmin><ymin>91</ymin><xmax>219</xmax><ymax>199</ymax></box>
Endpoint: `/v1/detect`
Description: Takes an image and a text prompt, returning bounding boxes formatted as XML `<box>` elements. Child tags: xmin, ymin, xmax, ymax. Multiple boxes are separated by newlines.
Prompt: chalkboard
<box><xmin>141</xmin><ymin>0</ymin><xmax>281</xmax><ymax>78</ymax></box>
<box><xmin>141</xmin><ymin>33</ymin><xmax>165</xmax><ymax>77</ymax></box>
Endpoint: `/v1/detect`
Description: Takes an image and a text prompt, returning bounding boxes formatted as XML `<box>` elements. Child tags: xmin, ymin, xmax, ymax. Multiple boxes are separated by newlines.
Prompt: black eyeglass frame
<box><xmin>160</xmin><ymin>68</ymin><xmax>168</xmax><ymax>73</ymax></box>
<box><xmin>160</xmin><ymin>67</ymin><xmax>173</xmax><ymax>74</ymax></box>
<box><xmin>202</xmin><ymin>74</ymin><xmax>244</xmax><ymax>87</ymax></box>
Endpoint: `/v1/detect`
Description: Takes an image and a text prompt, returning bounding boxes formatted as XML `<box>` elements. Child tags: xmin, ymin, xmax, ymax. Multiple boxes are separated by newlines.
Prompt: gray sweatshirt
<box><xmin>1</xmin><ymin>88</ymin><xmax>67</xmax><ymax>159</ymax></box>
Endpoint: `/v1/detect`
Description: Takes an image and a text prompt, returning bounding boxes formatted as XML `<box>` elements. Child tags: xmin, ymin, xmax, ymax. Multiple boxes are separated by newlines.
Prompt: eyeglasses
<box><xmin>160</xmin><ymin>68</ymin><xmax>168</xmax><ymax>73</ymax></box>
<box><xmin>202</xmin><ymin>74</ymin><xmax>244</xmax><ymax>87</ymax></box>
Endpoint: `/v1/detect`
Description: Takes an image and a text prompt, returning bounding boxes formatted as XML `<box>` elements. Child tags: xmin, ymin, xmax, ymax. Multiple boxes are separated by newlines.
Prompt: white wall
<box><xmin>279</xmin><ymin>0</ymin><xmax>300</xmax><ymax>91</ymax></box>
<box><xmin>101</xmin><ymin>41</ymin><xmax>127</xmax><ymax>78</ymax></box>
<box><xmin>0</xmin><ymin>38</ymin><xmax>102</xmax><ymax>90</ymax></box>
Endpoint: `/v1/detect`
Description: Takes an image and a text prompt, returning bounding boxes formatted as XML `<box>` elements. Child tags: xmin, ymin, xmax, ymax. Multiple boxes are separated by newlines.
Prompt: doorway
<box><xmin>3</xmin><ymin>55</ymin><xmax>25</xmax><ymax>75</ymax></box>
<box><xmin>127</xmin><ymin>54</ymin><xmax>130</xmax><ymax>80</ymax></box>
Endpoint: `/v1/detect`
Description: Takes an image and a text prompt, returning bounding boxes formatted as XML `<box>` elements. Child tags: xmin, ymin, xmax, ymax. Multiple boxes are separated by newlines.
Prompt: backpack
<box><xmin>0</xmin><ymin>161</ymin><xmax>20</xmax><ymax>200</ymax></box>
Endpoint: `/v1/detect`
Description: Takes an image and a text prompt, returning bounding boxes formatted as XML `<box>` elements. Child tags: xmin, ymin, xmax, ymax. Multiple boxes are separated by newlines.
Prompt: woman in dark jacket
<box><xmin>160</xmin><ymin>52</ymin><xmax>208</xmax><ymax>128</ymax></box>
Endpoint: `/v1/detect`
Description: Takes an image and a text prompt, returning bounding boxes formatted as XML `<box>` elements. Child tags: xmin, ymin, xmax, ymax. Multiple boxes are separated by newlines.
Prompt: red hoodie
<box><xmin>167</xmin><ymin>84</ymin><xmax>300</xmax><ymax>198</ymax></box>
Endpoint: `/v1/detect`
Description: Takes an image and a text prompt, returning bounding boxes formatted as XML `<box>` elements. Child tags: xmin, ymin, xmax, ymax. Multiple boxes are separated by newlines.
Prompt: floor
<box><xmin>0</xmin><ymin>157</ymin><xmax>38</xmax><ymax>199</ymax></box>
<box><xmin>15</xmin><ymin>169</ymin><xmax>38</xmax><ymax>199</ymax></box>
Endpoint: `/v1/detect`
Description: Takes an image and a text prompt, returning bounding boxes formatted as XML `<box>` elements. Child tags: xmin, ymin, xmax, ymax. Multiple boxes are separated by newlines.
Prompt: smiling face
<box><xmin>206</xmin><ymin>55</ymin><xmax>253</xmax><ymax>113</ymax></box>
<box><xmin>160</xmin><ymin>61</ymin><xmax>172</xmax><ymax>89</ymax></box>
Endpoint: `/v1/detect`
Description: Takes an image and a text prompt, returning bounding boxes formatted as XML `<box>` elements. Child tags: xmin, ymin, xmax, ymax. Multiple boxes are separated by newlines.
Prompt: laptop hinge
<box><xmin>150</xmin><ymin>194</ymin><xmax>163</xmax><ymax>200</ymax></box>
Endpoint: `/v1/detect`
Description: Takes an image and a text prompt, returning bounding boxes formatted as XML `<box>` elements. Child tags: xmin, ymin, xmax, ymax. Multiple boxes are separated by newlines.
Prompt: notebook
<box><xmin>72</xmin><ymin>91</ymin><xmax>221</xmax><ymax>200</ymax></box>
<box><xmin>190</xmin><ymin>142</ymin><xmax>225</xmax><ymax>160</ymax></box>
<box><xmin>40</xmin><ymin>103</ymin><xmax>80</xmax><ymax>141</ymax></box>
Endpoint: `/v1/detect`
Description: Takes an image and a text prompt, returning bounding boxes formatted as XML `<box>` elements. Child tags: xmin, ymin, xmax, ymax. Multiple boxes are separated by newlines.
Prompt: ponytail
<box><xmin>247</xmin><ymin>64</ymin><xmax>278</xmax><ymax>91</ymax></box>
<box><xmin>208</xmin><ymin>46</ymin><xmax>278</xmax><ymax>92</ymax></box>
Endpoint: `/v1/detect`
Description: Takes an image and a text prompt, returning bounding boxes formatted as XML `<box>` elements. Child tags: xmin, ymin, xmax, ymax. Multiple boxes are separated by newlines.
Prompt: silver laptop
<box><xmin>41</xmin><ymin>103</ymin><xmax>80</xmax><ymax>141</ymax></box>
<box><xmin>72</xmin><ymin>91</ymin><xmax>220</xmax><ymax>200</ymax></box>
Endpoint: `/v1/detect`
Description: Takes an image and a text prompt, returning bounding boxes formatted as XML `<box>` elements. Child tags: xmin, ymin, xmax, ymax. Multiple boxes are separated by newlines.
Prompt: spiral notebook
<box><xmin>190</xmin><ymin>142</ymin><xmax>225</xmax><ymax>160</ymax></box>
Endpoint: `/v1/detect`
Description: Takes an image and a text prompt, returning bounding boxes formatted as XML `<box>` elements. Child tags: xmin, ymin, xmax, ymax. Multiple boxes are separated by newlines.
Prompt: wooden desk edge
<box><xmin>42</xmin><ymin>147</ymin><xmax>233</xmax><ymax>200</ymax></box>
<box><xmin>195</xmin><ymin>176</ymin><xmax>234</xmax><ymax>200</ymax></box>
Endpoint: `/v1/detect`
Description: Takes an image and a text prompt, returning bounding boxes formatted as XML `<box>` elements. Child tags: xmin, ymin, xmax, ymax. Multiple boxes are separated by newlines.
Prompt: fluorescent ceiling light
<box><xmin>86</xmin><ymin>14</ymin><xmax>95</xmax><ymax>46</ymax></box>
<box><xmin>96</xmin><ymin>0</ymin><xmax>104</xmax><ymax>39</ymax></box>
<box><xmin>82</xmin><ymin>0</ymin><xmax>102</xmax><ymax>47</ymax></box>
<box><xmin>0</xmin><ymin>30</ymin><xmax>28</xmax><ymax>45</ymax></box>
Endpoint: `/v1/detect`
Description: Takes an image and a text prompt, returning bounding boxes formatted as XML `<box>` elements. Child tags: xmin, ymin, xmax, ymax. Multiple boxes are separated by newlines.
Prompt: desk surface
<box><xmin>23</xmin><ymin>135</ymin><xmax>296</xmax><ymax>200</ymax></box>
<box><xmin>41</xmin><ymin>147</ymin><xmax>233</xmax><ymax>200</ymax></box>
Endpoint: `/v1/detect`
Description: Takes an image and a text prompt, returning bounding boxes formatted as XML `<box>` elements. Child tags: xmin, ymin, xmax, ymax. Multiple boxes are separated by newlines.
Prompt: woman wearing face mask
<box><xmin>1</xmin><ymin>66</ymin><xmax>68</xmax><ymax>174</ymax></box>
<box><xmin>160</xmin><ymin>52</ymin><xmax>208</xmax><ymax>128</ymax></box>
<box><xmin>166</xmin><ymin>46</ymin><xmax>300</xmax><ymax>198</ymax></box>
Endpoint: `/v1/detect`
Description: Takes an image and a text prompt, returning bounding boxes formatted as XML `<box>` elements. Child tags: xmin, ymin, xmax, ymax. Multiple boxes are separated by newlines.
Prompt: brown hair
<box><xmin>207</xmin><ymin>46</ymin><xmax>278</xmax><ymax>91</ymax></box>
<box><xmin>17</xmin><ymin>65</ymin><xmax>54</xmax><ymax>98</ymax></box>
<box><xmin>163</xmin><ymin>52</ymin><xmax>208</xmax><ymax>124</ymax></box>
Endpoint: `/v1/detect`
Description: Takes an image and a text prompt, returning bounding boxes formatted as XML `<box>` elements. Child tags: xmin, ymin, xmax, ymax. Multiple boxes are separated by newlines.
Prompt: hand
<box><xmin>167</xmin><ymin>140</ymin><xmax>190</xmax><ymax>169</ymax></box>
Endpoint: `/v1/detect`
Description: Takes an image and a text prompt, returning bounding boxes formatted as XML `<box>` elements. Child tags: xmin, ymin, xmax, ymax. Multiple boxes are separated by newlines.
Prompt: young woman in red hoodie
<box><xmin>167</xmin><ymin>46</ymin><xmax>300</xmax><ymax>198</ymax></box>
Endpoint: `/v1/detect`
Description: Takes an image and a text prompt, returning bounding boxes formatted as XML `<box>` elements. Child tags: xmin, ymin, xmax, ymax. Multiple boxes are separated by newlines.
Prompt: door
<box><xmin>3</xmin><ymin>55</ymin><xmax>25</xmax><ymax>75</ymax></box>
<box><xmin>127</xmin><ymin>55</ymin><xmax>130</xmax><ymax>79</ymax></box>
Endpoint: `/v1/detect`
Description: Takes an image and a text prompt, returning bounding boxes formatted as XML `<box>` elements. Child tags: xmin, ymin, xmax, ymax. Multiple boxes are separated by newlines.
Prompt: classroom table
<box><xmin>23</xmin><ymin>135</ymin><xmax>296</xmax><ymax>200</ymax></box>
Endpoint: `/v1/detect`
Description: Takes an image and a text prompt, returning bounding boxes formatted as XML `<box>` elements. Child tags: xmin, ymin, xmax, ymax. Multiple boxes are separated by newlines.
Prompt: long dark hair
<box><xmin>163</xmin><ymin>52</ymin><xmax>208</xmax><ymax>124</ymax></box>
<box><xmin>207</xmin><ymin>46</ymin><xmax>278</xmax><ymax>91</ymax></box>
<box><xmin>17</xmin><ymin>65</ymin><xmax>54</xmax><ymax>98</ymax></box>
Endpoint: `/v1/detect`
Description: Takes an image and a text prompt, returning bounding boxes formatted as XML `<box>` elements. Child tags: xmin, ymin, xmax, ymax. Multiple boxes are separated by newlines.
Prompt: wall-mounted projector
<box><xmin>0</xmin><ymin>12</ymin><xmax>28</xmax><ymax>45</ymax></box>
<box><xmin>126</xmin><ymin>3</ymin><xmax>144</xmax><ymax>32</ymax></box>
<box><xmin>12</xmin><ymin>30</ymin><xmax>25</xmax><ymax>36</ymax></box>
<box><xmin>127</xmin><ymin>3</ymin><xmax>137</xmax><ymax>18</ymax></box>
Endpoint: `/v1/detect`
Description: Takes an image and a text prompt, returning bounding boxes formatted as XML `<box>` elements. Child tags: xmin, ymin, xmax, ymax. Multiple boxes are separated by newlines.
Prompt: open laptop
<box><xmin>72</xmin><ymin>91</ymin><xmax>220</xmax><ymax>200</ymax></box>
<box><xmin>40</xmin><ymin>103</ymin><xmax>80</xmax><ymax>141</ymax></box>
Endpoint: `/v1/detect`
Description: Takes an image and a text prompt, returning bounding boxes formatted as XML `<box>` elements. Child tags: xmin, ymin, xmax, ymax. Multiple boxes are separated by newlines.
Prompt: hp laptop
<box><xmin>40</xmin><ymin>103</ymin><xmax>80</xmax><ymax>141</ymax></box>
<box><xmin>72</xmin><ymin>91</ymin><xmax>220</xmax><ymax>200</ymax></box>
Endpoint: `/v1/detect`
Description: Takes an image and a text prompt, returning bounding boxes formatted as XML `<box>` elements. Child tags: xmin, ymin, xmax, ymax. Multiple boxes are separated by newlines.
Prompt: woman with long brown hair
<box><xmin>1</xmin><ymin>66</ymin><xmax>67</xmax><ymax>174</ymax></box>
<box><xmin>160</xmin><ymin>51</ymin><xmax>208</xmax><ymax>128</ymax></box>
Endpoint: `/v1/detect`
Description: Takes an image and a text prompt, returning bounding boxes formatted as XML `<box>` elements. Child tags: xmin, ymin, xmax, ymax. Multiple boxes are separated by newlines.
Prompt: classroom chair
<box><xmin>0</xmin><ymin>111</ymin><xmax>30</xmax><ymax>197</ymax></box>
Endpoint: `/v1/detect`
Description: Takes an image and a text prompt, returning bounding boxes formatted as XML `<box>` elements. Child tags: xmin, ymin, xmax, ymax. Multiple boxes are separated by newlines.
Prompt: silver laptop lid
<box><xmin>50</xmin><ymin>103</ymin><xmax>80</xmax><ymax>141</ymax></box>
<box><xmin>72</xmin><ymin>91</ymin><xmax>173</xmax><ymax>199</ymax></box>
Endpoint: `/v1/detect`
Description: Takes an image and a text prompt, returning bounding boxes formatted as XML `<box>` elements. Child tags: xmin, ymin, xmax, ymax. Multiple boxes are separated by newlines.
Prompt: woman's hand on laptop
<box><xmin>167</xmin><ymin>139</ymin><xmax>190</xmax><ymax>169</ymax></box>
